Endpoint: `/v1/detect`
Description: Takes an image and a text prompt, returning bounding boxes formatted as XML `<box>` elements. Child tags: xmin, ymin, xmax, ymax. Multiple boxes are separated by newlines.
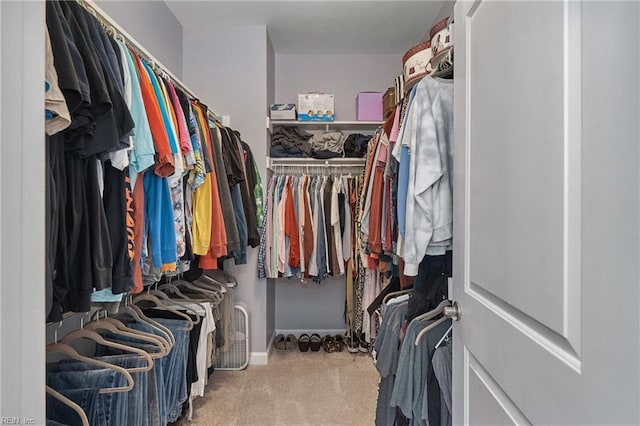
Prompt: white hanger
<box><xmin>435</xmin><ymin>324</ymin><xmax>453</xmax><ymax>349</ymax></box>
<box><xmin>414</xmin><ymin>300</ymin><xmax>451</xmax><ymax>346</ymax></box>
<box><xmin>46</xmin><ymin>343</ymin><xmax>135</xmax><ymax>394</ymax></box>
<box><xmin>60</xmin><ymin>328</ymin><xmax>154</xmax><ymax>373</ymax></box>
<box><xmin>84</xmin><ymin>314</ymin><xmax>168</xmax><ymax>358</ymax></box>
<box><xmin>133</xmin><ymin>293</ymin><xmax>195</xmax><ymax>330</ymax></box>
<box><xmin>115</xmin><ymin>303</ymin><xmax>175</xmax><ymax>348</ymax></box>
<box><xmin>46</xmin><ymin>386</ymin><xmax>89</xmax><ymax>426</ymax></box>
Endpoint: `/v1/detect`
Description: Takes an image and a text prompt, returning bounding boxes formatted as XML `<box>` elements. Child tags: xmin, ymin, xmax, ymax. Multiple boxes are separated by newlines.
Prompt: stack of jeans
<box><xmin>46</xmin><ymin>318</ymin><xmax>190</xmax><ymax>426</ymax></box>
<box><xmin>47</xmin><ymin>355</ymin><xmax>143</xmax><ymax>425</ymax></box>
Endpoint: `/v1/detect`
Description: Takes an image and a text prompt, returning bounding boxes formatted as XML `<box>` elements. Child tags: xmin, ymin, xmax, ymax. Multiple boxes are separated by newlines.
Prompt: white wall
<box><xmin>96</xmin><ymin>0</ymin><xmax>184</xmax><ymax>78</ymax></box>
<box><xmin>0</xmin><ymin>1</ymin><xmax>46</xmax><ymax>423</ymax></box>
<box><xmin>273</xmin><ymin>53</ymin><xmax>401</xmax><ymax>334</ymax></box>
<box><xmin>183</xmin><ymin>25</ymin><xmax>271</xmax><ymax>356</ymax></box>
<box><xmin>275</xmin><ymin>53</ymin><xmax>402</xmax><ymax>121</ymax></box>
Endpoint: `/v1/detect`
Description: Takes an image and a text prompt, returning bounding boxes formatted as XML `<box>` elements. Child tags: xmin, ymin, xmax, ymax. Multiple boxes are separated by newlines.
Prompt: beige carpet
<box><xmin>183</xmin><ymin>350</ymin><xmax>379</xmax><ymax>425</ymax></box>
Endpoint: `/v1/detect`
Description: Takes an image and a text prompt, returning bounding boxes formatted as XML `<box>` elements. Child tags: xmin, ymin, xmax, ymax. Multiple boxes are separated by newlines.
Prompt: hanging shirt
<box><xmin>285</xmin><ymin>177</ymin><xmax>301</xmax><ymax>268</ymax></box>
<box><xmin>128</xmin><ymin>50</ymin><xmax>174</xmax><ymax>177</ymax></box>
<box><xmin>166</xmin><ymin>81</ymin><xmax>195</xmax><ymax>167</ymax></box>
<box><xmin>117</xmin><ymin>41</ymin><xmax>155</xmax><ymax>174</ymax></box>
<box><xmin>143</xmin><ymin>171</ymin><xmax>177</xmax><ymax>271</ymax></box>
<box><xmin>401</xmin><ymin>77</ymin><xmax>453</xmax><ymax>276</ymax></box>
<box><xmin>45</xmin><ymin>23</ymin><xmax>71</xmax><ymax>136</ymax></box>
<box><xmin>307</xmin><ymin>176</ymin><xmax>320</xmax><ymax>278</ymax></box>
<box><xmin>331</xmin><ymin>178</ymin><xmax>345</xmax><ymax>275</ymax></box>
<box><xmin>141</xmin><ymin>60</ymin><xmax>179</xmax><ymax>155</ymax></box>
<box><xmin>342</xmin><ymin>176</ymin><xmax>352</xmax><ymax>263</ymax></box>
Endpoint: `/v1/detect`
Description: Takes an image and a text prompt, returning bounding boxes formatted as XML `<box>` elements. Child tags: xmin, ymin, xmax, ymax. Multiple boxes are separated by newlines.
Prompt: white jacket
<box><xmin>401</xmin><ymin>77</ymin><xmax>454</xmax><ymax>276</ymax></box>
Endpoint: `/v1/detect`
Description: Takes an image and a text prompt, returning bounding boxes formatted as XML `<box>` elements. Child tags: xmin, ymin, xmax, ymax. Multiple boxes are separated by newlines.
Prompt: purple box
<box><xmin>356</xmin><ymin>92</ymin><xmax>383</xmax><ymax>121</ymax></box>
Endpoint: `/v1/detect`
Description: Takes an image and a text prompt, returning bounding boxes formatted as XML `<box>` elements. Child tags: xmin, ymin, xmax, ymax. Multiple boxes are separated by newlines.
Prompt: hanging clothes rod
<box><xmin>268</xmin><ymin>157</ymin><xmax>366</xmax><ymax>176</ymax></box>
<box><xmin>77</xmin><ymin>0</ymin><xmax>221</xmax><ymax>122</ymax></box>
<box><xmin>268</xmin><ymin>157</ymin><xmax>366</xmax><ymax>168</ymax></box>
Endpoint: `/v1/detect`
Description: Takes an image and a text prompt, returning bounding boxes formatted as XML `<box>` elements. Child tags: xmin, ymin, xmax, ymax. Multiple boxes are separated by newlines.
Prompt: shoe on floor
<box><xmin>334</xmin><ymin>335</ymin><xmax>345</xmax><ymax>352</ymax></box>
<box><xmin>298</xmin><ymin>334</ymin><xmax>310</xmax><ymax>352</ymax></box>
<box><xmin>285</xmin><ymin>334</ymin><xmax>298</xmax><ymax>351</ymax></box>
<box><xmin>275</xmin><ymin>334</ymin><xmax>286</xmax><ymax>351</ymax></box>
<box><xmin>322</xmin><ymin>335</ymin><xmax>335</xmax><ymax>353</ymax></box>
<box><xmin>345</xmin><ymin>333</ymin><xmax>360</xmax><ymax>353</ymax></box>
<box><xmin>358</xmin><ymin>333</ymin><xmax>370</xmax><ymax>353</ymax></box>
<box><xmin>309</xmin><ymin>333</ymin><xmax>322</xmax><ymax>352</ymax></box>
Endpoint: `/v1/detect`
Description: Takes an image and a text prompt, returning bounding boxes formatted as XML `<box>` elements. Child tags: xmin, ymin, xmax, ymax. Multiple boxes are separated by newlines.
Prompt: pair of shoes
<box><xmin>322</xmin><ymin>335</ymin><xmax>335</xmax><ymax>353</ymax></box>
<box><xmin>298</xmin><ymin>333</ymin><xmax>323</xmax><ymax>352</ymax></box>
<box><xmin>298</xmin><ymin>334</ymin><xmax>310</xmax><ymax>352</ymax></box>
<box><xmin>285</xmin><ymin>334</ymin><xmax>297</xmax><ymax>351</ymax></box>
<box><xmin>275</xmin><ymin>334</ymin><xmax>298</xmax><ymax>352</ymax></box>
<box><xmin>345</xmin><ymin>333</ymin><xmax>359</xmax><ymax>353</ymax></box>
<box><xmin>358</xmin><ymin>333</ymin><xmax>370</xmax><ymax>353</ymax></box>
<box><xmin>309</xmin><ymin>333</ymin><xmax>322</xmax><ymax>352</ymax></box>
<box><xmin>334</xmin><ymin>335</ymin><xmax>346</xmax><ymax>352</ymax></box>
<box><xmin>345</xmin><ymin>332</ymin><xmax>370</xmax><ymax>354</ymax></box>
<box><xmin>321</xmin><ymin>334</ymin><xmax>346</xmax><ymax>353</ymax></box>
<box><xmin>275</xmin><ymin>334</ymin><xmax>286</xmax><ymax>351</ymax></box>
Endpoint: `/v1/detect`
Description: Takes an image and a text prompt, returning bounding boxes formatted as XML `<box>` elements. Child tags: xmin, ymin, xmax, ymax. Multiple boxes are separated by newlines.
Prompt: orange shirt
<box><xmin>193</xmin><ymin>103</ymin><xmax>227</xmax><ymax>269</ymax></box>
<box><xmin>128</xmin><ymin>49</ymin><xmax>174</xmax><ymax>177</ymax></box>
<box><xmin>284</xmin><ymin>178</ymin><xmax>300</xmax><ymax>268</ymax></box>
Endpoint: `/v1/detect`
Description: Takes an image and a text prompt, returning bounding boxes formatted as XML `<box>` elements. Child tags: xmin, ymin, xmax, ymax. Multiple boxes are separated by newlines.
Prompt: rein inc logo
<box><xmin>1</xmin><ymin>418</ymin><xmax>35</xmax><ymax>425</ymax></box>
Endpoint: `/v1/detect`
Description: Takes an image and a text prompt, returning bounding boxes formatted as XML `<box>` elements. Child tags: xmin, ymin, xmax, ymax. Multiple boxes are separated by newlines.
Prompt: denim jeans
<box><xmin>127</xmin><ymin>323</ymin><xmax>169</xmax><ymax>425</ymax></box>
<box><xmin>94</xmin><ymin>332</ymin><xmax>164</xmax><ymax>426</ymax></box>
<box><xmin>46</xmin><ymin>367</ymin><xmax>128</xmax><ymax>425</ymax></box>
<box><xmin>48</xmin><ymin>353</ymin><xmax>150</xmax><ymax>425</ymax></box>
<box><xmin>149</xmin><ymin>318</ymin><xmax>189</xmax><ymax>423</ymax></box>
<box><xmin>47</xmin><ymin>387</ymin><xmax>99</xmax><ymax>426</ymax></box>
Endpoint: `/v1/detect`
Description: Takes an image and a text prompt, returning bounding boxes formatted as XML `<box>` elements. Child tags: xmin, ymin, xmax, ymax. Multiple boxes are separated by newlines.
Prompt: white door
<box><xmin>452</xmin><ymin>1</ymin><xmax>639</xmax><ymax>424</ymax></box>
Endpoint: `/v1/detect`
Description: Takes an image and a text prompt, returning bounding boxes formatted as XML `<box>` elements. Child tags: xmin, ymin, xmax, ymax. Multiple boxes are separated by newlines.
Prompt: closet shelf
<box><xmin>267</xmin><ymin>117</ymin><xmax>382</xmax><ymax>132</ymax></box>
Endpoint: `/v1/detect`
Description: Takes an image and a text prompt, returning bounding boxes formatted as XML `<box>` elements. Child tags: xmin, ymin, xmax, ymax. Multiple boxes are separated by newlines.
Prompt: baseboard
<box><xmin>249</xmin><ymin>351</ymin><xmax>269</xmax><ymax>365</ymax></box>
<box><xmin>275</xmin><ymin>329</ymin><xmax>348</xmax><ymax>337</ymax></box>
<box><xmin>250</xmin><ymin>333</ymin><xmax>276</xmax><ymax>366</ymax></box>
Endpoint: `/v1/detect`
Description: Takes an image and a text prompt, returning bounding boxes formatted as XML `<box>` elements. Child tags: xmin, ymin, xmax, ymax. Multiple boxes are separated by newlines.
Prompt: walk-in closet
<box><xmin>1</xmin><ymin>0</ymin><xmax>639</xmax><ymax>425</ymax></box>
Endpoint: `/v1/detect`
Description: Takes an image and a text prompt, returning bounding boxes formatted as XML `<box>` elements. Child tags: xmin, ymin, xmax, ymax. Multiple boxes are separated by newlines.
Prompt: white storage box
<box><xmin>270</xmin><ymin>104</ymin><xmax>297</xmax><ymax>120</ymax></box>
<box><xmin>297</xmin><ymin>93</ymin><xmax>335</xmax><ymax>122</ymax></box>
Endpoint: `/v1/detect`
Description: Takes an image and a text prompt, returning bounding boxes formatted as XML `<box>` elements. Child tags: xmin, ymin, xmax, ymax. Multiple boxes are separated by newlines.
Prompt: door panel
<box><xmin>466</xmin><ymin>349</ymin><xmax>530</xmax><ymax>426</ymax></box>
<box><xmin>468</xmin><ymin>0</ymin><xmax>566</xmax><ymax>337</ymax></box>
<box><xmin>453</xmin><ymin>1</ymin><xmax>639</xmax><ymax>425</ymax></box>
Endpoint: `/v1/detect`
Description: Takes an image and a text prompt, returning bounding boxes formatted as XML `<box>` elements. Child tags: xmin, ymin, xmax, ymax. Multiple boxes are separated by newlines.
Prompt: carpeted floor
<box><xmin>183</xmin><ymin>350</ymin><xmax>379</xmax><ymax>425</ymax></box>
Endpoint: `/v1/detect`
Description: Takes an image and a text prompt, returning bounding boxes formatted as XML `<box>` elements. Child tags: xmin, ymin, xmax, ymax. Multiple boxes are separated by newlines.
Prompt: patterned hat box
<box><xmin>402</xmin><ymin>39</ymin><xmax>432</xmax><ymax>92</ymax></box>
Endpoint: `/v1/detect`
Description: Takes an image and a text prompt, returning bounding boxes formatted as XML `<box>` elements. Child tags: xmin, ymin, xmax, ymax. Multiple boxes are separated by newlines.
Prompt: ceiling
<box><xmin>165</xmin><ymin>1</ymin><xmax>446</xmax><ymax>54</ymax></box>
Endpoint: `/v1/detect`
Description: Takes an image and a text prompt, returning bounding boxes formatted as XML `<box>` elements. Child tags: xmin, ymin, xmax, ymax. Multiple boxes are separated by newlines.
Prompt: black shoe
<box><xmin>309</xmin><ymin>333</ymin><xmax>322</xmax><ymax>352</ymax></box>
<box><xmin>334</xmin><ymin>335</ymin><xmax>345</xmax><ymax>352</ymax></box>
<box><xmin>322</xmin><ymin>335</ymin><xmax>335</xmax><ymax>353</ymax></box>
<box><xmin>345</xmin><ymin>333</ymin><xmax>360</xmax><ymax>353</ymax></box>
<box><xmin>358</xmin><ymin>333</ymin><xmax>370</xmax><ymax>353</ymax></box>
<box><xmin>298</xmin><ymin>334</ymin><xmax>310</xmax><ymax>352</ymax></box>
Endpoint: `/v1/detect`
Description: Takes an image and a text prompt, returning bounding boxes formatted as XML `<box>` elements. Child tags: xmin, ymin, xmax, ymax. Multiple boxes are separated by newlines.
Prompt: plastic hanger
<box><xmin>46</xmin><ymin>343</ymin><xmax>134</xmax><ymax>394</ymax></box>
<box><xmin>83</xmin><ymin>316</ymin><xmax>168</xmax><ymax>359</ymax></box>
<box><xmin>46</xmin><ymin>385</ymin><xmax>90</xmax><ymax>426</ymax></box>
<box><xmin>60</xmin><ymin>328</ymin><xmax>154</xmax><ymax>372</ymax></box>
<box><xmin>414</xmin><ymin>300</ymin><xmax>452</xmax><ymax>346</ymax></box>
<box><xmin>177</xmin><ymin>278</ymin><xmax>224</xmax><ymax>302</ymax></box>
<box><xmin>382</xmin><ymin>289</ymin><xmax>412</xmax><ymax>305</ymax></box>
<box><xmin>149</xmin><ymin>289</ymin><xmax>203</xmax><ymax>325</ymax></box>
<box><xmin>115</xmin><ymin>303</ymin><xmax>175</xmax><ymax>348</ymax></box>
<box><xmin>133</xmin><ymin>294</ymin><xmax>194</xmax><ymax>330</ymax></box>
<box><xmin>435</xmin><ymin>324</ymin><xmax>453</xmax><ymax>349</ymax></box>
<box><xmin>158</xmin><ymin>282</ymin><xmax>217</xmax><ymax>311</ymax></box>
<box><xmin>101</xmin><ymin>316</ymin><xmax>172</xmax><ymax>354</ymax></box>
